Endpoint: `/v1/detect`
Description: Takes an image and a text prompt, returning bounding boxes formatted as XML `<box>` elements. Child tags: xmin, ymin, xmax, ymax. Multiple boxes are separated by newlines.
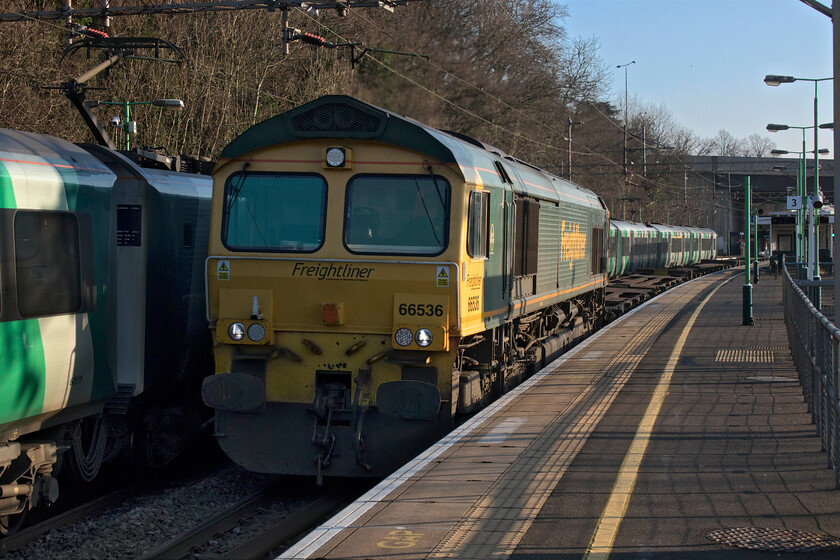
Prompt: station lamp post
<box><xmin>770</xmin><ymin>147</ymin><xmax>829</xmax><ymax>282</ymax></box>
<box><xmin>767</xmin><ymin>122</ymin><xmax>831</xmax><ymax>299</ymax></box>
<box><xmin>744</xmin><ymin>176</ymin><xmax>753</xmax><ymax>326</ymax></box>
<box><xmin>765</xmin><ymin>75</ymin><xmax>832</xmax><ymax>303</ymax></box>
<box><xmin>617</xmin><ymin>61</ymin><xmax>635</xmax><ymax>219</ymax></box>
<box><xmin>769</xmin><ymin>1</ymin><xmax>840</xmax><ymax>326</ymax></box>
<box><xmin>88</xmin><ymin>98</ymin><xmax>184</xmax><ymax>150</ymax></box>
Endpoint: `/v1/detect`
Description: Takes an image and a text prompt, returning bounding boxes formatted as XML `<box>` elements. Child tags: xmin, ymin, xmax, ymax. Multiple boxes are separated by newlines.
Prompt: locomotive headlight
<box><xmin>394</xmin><ymin>328</ymin><xmax>413</xmax><ymax>347</ymax></box>
<box><xmin>228</xmin><ymin>322</ymin><xmax>246</xmax><ymax>341</ymax></box>
<box><xmin>325</xmin><ymin>147</ymin><xmax>346</xmax><ymax>168</ymax></box>
<box><xmin>247</xmin><ymin>323</ymin><xmax>266</xmax><ymax>342</ymax></box>
<box><xmin>415</xmin><ymin>328</ymin><xmax>433</xmax><ymax>347</ymax></box>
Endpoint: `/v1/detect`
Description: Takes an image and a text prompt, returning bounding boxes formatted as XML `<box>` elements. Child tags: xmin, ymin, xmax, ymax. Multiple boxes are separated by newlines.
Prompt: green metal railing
<box><xmin>783</xmin><ymin>262</ymin><xmax>840</xmax><ymax>488</ymax></box>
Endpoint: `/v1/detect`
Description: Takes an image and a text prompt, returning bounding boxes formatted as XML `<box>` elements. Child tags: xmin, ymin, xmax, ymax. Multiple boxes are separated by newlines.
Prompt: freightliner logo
<box><xmin>292</xmin><ymin>262</ymin><xmax>375</xmax><ymax>281</ymax></box>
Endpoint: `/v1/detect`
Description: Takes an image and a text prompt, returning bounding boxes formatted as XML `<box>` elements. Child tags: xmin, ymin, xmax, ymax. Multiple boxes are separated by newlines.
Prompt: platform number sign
<box><xmin>787</xmin><ymin>195</ymin><xmax>802</xmax><ymax>210</ymax></box>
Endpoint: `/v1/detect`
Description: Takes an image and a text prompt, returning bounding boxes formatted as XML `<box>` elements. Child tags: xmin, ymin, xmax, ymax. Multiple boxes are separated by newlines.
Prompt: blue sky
<box><xmin>564</xmin><ymin>0</ymin><xmax>834</xmax><ymax>155</ymax></box>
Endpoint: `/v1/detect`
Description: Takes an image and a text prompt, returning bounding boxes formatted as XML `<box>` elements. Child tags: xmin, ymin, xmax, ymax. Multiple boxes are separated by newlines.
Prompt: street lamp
<box><xmin>617</xmin><ymin>60</ymin><xmax>635</xmax><ymax>219</ymax></box>
<box><xmin>771</xmin><ymin>148</ymin><xmax>829</xmax><ymax>155</ymax></box>
<box><xmin>763</xmin><ymin>75</ymin><xmax>797</xmax><ymax>86</ymax></box>
<box><xmin>770</xmin><ymin>147</ymin><xmax>829</xmax><ymax>279</ymax></box>
<box><xmin>766</xmin><ymin>121</ymin><xmax>831</xmax><ymax>288</ymax></box>
<box><xmin>765</xmin><ymin>74</ymin><xmax>832</xmax><ymax>305</ymax></box>
<box><xmin>88</xmin><ymin>98</ymin><xmax>184</xmax><ymax>150</ymax></box>
<box><xmin>567</xmin><ymin>118</ymin><xmax>582</xmax><ymax>181</ymax></box>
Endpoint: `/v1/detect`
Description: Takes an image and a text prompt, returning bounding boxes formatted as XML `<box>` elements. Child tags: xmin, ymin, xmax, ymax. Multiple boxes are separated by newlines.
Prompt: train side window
<box><xmin>467</xmin><ymin>191</ymin><xmax>489</xmax><ymax>259</ymax></box>
<box><xmin>15</xmin><ymin>211</ymin><xmax>82</xmax><ymax>318</ymax></box>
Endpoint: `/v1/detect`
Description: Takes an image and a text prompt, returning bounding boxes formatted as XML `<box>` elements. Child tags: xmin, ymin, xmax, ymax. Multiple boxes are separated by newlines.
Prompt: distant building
<box><xmin>685</xmin><ymin>155</ymin><xmax>835</xmax><ymax>258</ymax></box>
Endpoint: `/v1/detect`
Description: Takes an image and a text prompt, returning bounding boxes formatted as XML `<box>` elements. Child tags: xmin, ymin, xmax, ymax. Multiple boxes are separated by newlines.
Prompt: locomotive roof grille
<box><xmin>290</xmin><ymin>103</ymin><xmax>384</xmax><ymax>137</ymax></box>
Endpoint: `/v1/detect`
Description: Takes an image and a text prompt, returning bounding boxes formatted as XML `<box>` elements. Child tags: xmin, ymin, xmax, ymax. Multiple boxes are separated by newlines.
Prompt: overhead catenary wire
<box><xmin>340</xmin><ymin>7</ymin><xmax>731</xmax><ymax>223</ymax></box>
<box><xmin>343</xmin><ymin>3</ymin><xmax>743</xmax><ymax>204</ymax></box>
<box><xmin>6</xmin><ymin>1</ymin><xmax>772</xmax><ymax>209</ymax></box>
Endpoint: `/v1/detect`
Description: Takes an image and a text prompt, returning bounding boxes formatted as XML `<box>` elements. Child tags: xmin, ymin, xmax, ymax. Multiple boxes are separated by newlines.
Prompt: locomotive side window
<box><xmin>344</xmin><ymin>175</ymin><xmax>450</xmax><ymax>255</ymax></box>
<box><xmin>467</xmin><ymin>191</ymin><xmax>489</xmax><ymax>259</ymax></box>
<box><xmin>15</xmin><ymin>211</ymin><xmax>82</xmax><ymax>318</ymax></box>
<box><xmin>513</xmin><ymin>197</ymin><xmax>539</xmax><ymax>277</ymax></box>
<box><xmin>222</xmin><ymin>172</ymin><xmax>327</xmax><ymax>252</ymax></box>
<box><xmin>591</xmin><ymin>226</ymin><xmax>604</xmax><ymax>274</ymax></box>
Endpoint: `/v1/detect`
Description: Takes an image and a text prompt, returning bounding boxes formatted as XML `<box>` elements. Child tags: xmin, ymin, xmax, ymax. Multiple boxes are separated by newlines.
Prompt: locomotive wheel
<box><xmin>0</xmin><ymin>510</ymin><xmax>27</xmax><ymax>536</ymax></box>
<box><xmin>45</xmin><ymin>423</ymin><xmax>74</xmax><ymax>477</ymax></box>
<box><xmin>132</xmin><ymin>414</ymin><xmax>183</xmax><ymax>470</ymax></box>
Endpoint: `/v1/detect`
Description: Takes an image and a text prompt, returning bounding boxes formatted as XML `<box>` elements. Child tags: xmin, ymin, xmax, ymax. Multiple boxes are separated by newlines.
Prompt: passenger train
<box><xmin>0</xmin><ymin>129</ymin><xmax>211</xmax><ymax>533</ymax></box>
<box><xmin>608</xmin><ymin>219</ymin><xmax>717</xmax><ymax>276</ymax></box>
<box><xmin>200</xmin><ymin>95</ymin><xmax>717</xmax><ymax>481</ymax></box>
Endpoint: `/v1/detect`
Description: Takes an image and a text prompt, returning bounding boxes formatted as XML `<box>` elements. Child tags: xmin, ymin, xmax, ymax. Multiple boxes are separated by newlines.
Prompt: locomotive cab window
<box><xmin>467</xmin><ymin>190</ymin><xmax>489</xmax><ymax>259</ymax></box>
<box><xmin>344</xmin><ymin>174</ymin><xmax>450</xmax><ymax>255</ymax></box>
<box><xmin>222</xmin><ymin>172</ymin><xmax>327</xmax><ymax>252</ymax></box>
<box><xmin>15</xmin><ymin>211</ymin><xmax>82</xmax><ymax>318</ymax></box>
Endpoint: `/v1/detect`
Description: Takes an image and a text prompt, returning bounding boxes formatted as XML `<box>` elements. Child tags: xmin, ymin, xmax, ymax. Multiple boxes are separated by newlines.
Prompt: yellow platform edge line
<box><xmin>583</xmin><ymin>277</ymin><xmax>734</xmax><ymax>560</ymax></box>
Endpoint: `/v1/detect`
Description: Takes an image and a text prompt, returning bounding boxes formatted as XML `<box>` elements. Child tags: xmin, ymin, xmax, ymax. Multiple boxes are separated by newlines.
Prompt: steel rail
<box><xmin>0</xmin><ymin>483</ymin><xmax>145</xmax><ymax>555</ymax></box>
<box><xmin>135</xmin><ymin>483</ymin><xmax>282</xmax><ymax>560</ymax></box>
<box><xmin>217</xmin><ymin>492</ymin><xmax>353</xmax><ymax>560</ymax></box>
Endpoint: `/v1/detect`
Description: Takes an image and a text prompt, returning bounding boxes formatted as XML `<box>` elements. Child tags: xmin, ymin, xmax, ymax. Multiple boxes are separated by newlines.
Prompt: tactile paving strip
<box><xmin>715</xmin><ymin>349</ymin><xmax>775</xmax><ymax>363</ymax></box>
<box><xmin>707</xmin><ymin>527</ymin><xmax>840</xmax><ymax>552</ymax></box>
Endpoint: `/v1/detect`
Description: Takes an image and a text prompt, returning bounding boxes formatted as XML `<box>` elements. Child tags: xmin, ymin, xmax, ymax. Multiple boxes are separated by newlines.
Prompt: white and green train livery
<box><xmin>0</xmin><ymin>129</ymin><xmax>211</xmax><ymax>534</ymax></box>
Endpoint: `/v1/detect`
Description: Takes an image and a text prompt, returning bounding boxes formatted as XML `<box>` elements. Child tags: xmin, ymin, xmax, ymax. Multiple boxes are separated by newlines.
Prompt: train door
<box><xmin>480</xmin><ymin>185</ymin><xmax>508</xmax><ymax>325</ymax></box>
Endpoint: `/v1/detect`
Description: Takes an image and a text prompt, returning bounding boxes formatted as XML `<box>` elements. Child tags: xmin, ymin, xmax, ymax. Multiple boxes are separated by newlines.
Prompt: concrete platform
<box><xmin>280</xmin><ymin>267</ymin><xmax>840</xmax><ymax>560</ymax></box>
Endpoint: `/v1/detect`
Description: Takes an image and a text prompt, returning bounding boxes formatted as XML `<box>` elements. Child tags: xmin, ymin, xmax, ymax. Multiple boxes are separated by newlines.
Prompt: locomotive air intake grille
<box><xmin>290</xmin><ymin>103</ymin><xmax>382</xmax><ymax>135</ymax></box>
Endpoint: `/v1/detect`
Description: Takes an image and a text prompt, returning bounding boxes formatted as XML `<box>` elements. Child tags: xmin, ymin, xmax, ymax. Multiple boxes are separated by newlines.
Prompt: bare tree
<box><xmin>743</xmin><ymin>133</ymin><xmax>776</xmax><ymax>157</ymax></box>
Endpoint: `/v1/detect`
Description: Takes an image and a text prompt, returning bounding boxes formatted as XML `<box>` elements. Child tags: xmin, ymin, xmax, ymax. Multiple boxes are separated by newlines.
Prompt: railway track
<box><xmin>0</xmin><ymin>483</ymin><xmax>146</xmax><ymax>556</ymax></box>
<box><xmin>605</xmin><ymin>259</ymin><xmax>738</xmax><ymax>319</ymax></box>
<box><xmin>137</xmin><ymin>481</ymin><xmax>366</xmax><ymax>560</ymax></box>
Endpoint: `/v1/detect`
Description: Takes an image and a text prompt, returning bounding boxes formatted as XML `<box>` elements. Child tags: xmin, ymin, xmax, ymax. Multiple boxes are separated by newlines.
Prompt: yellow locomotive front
<box><xmin>203</xmin><ymin>98</ymin><xmax>476</xmax><ymax>478</ymax></box>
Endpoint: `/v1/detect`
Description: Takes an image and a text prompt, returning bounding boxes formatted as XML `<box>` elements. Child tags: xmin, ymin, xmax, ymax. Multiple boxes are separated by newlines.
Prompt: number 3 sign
<box><xmin>787</xmin><ymin>195</ymin><xmax>802</xmax><ymax>210</ymax></box>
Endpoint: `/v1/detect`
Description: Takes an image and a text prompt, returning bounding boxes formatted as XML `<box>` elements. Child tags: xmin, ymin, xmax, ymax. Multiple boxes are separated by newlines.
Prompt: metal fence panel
<box><xmin>783</xmin><ymin>264</ymin><xmax>840</xmax><ymax>488</ymax></box>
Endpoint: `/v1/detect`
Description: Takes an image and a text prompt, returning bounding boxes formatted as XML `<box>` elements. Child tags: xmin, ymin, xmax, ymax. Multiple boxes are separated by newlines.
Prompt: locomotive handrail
<box><xmin>782</xmin><ymin>261</ymin><xmax>840</xmax><ymax>488</ymax></box>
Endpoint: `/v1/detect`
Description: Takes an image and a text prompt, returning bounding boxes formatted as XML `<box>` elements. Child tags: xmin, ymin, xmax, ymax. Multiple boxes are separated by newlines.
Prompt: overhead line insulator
<box><xmin>297</xmin><ymin>31</ymin><xmax>335</xmax><ymax>48</ymax></box>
